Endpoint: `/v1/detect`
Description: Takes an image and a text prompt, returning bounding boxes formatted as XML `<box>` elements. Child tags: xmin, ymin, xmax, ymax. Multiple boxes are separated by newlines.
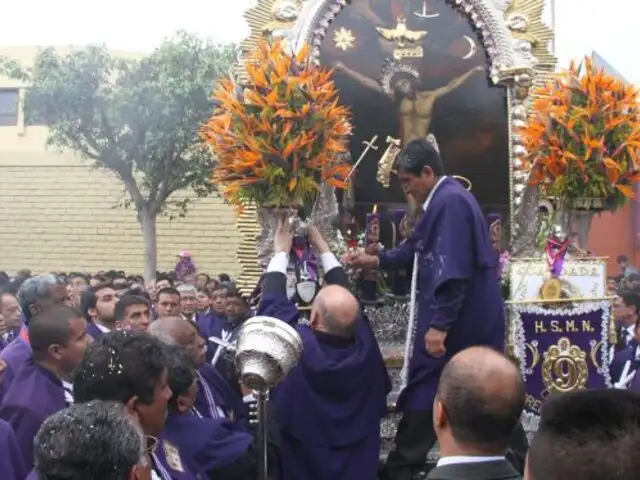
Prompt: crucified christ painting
<box><xmin>334</xmin><ymin>62</ymin><xmax>484</xmax><ymax>145</ymax></box>
<box><xmin>320</xmin><ymin>0</ymin><xmax>510</xmax><ymax>230</ymax></box>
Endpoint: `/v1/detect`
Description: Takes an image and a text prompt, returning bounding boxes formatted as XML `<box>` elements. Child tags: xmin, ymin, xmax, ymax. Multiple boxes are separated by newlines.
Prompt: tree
<box><xmin>0</xmin><ymin>32</ymin><xmax>237</xmax><ymax>280</ymax></box>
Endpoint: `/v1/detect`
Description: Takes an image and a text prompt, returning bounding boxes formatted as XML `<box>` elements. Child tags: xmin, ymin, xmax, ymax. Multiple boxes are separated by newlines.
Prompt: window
<box><xmin>0</xmin><ymin>89</ymin><xmax>19</xmax><ymax>126</ymax></box>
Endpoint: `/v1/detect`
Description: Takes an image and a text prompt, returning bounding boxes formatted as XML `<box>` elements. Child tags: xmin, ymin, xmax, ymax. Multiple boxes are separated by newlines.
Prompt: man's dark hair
<box><xmin>29</xmin><ymin>305</ymin><xmax>83</xmax><ymax>361</ymax></box>
<box><xmin>618</xmin><ymin>254</ymin><xmax>629</xmax><ymax>264</ymax></box>
<box><xmin>436</xmin><ymin>352</ymin><xmax>524</xmax><ymax>452</ymax></box>
<box><xmin>218</xmin><ymin>273</ymin><xmax>231</xmax><ymax>283</ymax></box>
<box><xmin>619</xmin><ymin>290</ymin><xmax>640</xmax><ymax>315</ymax></box>
<box><xmin>156</xmin><ymin>287</ymin><xmax>180</xmax><ymax>300</ymax></box>
<box><xmin>155</xmin><ymin>274</ymin><xmax>174</xmax><ymax>286</ymax></box>
<box><xmin>69</xmin><ymin>272</ymin><xmax>90</xmax><ymax>284</ymax></box>
<box><xmin>163</xmin><ymin>344</ymin><xmax>196</xmax><ymax>409</ymax></box>
<box><xmin>226</xmin><ymin>289</ymin><xmax>248</xmax><ymax>307</ymax></box>
<box><xmin>34</xmin><ymin>400</ymin><xmax>141</xmax><ymax>480</ymax></box>
<box><xmin>528</xmin><ymin>390</ymin><xmax>640</xmax><ymax>480</ymax></box>
<box><xmin>396</xmin><ymin>138</ymin><xmax>445</xmax><ymax>177</ymax></box>
<box><xmin>73</xmin><ymin>331</ymin><xmax>167</xmax><ymax>405</ymax></box>
<box><xmin>126</xmin><ymin>287</ymin><xmax>151</xmax><ymax>302</ymax></box>
<box><xmin>80</xmin><ymin>283</ymin><xmax>114</xmax><ymax>321</ymax></box>
<box><xmin>114</xmin><ymin>295</ymin><xmax>151</xmax><ymax>322</ymax></box>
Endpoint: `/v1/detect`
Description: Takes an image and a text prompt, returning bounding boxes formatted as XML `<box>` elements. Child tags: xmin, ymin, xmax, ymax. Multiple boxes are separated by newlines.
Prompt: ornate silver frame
<box><xmin>234</xmin><ymin>0</ymin><xmax>555</xmax><ymax>293</ymax></box>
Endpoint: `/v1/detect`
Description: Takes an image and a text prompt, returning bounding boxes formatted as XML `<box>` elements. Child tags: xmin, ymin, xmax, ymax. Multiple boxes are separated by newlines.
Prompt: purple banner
<box><xmin>514</xmin><ymin>304</ymin><xmax>611</xmax><ymax>420</ymax></box>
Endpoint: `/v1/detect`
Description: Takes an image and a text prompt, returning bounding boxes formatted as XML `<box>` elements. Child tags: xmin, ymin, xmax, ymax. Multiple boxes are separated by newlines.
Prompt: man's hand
<box><xmin>344</xmin><ymin>251</ymin><xmax>379</xmax><ymax>270</ymax></box>
<box><xmin>274</xmin><ymin>217</ymin><xmax>293</xmax><ymax>253</ymax></box>
<box><xmin>307</xmin><ymin>226</ymin><xmax>330</xmax><ymax>253</ymax></box>
<box><xmin>424</xmin><ymin>328</ymin><xmax>447</xmax><ymax>357</ymax></box>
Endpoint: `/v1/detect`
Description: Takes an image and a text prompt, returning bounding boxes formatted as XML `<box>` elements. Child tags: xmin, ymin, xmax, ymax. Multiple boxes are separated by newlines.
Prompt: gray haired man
<box><xmin>0</xmin><ymin>274</ymin><xmax>68</xmax><ymax>402</ymax></box>
<box><xmin>33</xmin><ymin>400</ymin><xmax>148</xmax><ymax>479</ymax></box>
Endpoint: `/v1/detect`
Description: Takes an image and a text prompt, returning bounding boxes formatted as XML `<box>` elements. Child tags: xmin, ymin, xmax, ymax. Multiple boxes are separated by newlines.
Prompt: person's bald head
<box><xmin>434</xmin><ymin>346</ymin><xmax>524</xmax><ymax>454</ymax></box>
<box><xmin>147</xmin><ymin>316</ymin><xmax>206</xmax><ymax>366</ymax></box>
<box><xmin>310</xmin><ymin>285</ymin><xmax>360</xmax><ymax>338</ymax></box>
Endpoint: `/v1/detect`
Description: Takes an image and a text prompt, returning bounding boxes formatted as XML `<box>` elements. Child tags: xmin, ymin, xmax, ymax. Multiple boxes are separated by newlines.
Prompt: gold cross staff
<box><xmin>347</xmin><ymin>135</ymin><xmax>380</xmax><ymax>180</ymax></box>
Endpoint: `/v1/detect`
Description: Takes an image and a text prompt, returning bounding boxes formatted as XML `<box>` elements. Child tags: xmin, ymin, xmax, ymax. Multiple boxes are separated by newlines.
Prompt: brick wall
<box><xmin>0</xmin><ymin>47</ymin><xmax>243</xmax><ymax>278</ymax></box>
<box><xmin>0</xmin><ymin>156</ymin><xmax>241</xmax><ymax>277</ymax></box>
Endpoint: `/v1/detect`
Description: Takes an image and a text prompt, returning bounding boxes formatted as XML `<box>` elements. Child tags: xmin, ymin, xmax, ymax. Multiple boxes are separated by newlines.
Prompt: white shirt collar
<box><xmin>422</xmin><ymin>176</ymin><xmax>448</xmax><ymax>211</ymax></box>
<box><xmin>95</xmin><ymin>323</ymin><xmax>111</xmax><ymax>333</ymax></box>
<box><xmin>437</xmin><ymin>455</ymin><xmax>505</xmax><ymax>467</ymax></box>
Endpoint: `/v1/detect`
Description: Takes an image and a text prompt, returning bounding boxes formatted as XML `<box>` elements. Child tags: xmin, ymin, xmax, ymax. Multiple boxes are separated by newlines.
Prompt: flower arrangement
<box><xmin>202</xmin><ymin>39</ymin><xmax>352</xmax><ymax>211</ymax></box>
<box><xmin>521</xmin><ymin>56</ymin><xmax>640</xmax><ymax>211</ymax></box>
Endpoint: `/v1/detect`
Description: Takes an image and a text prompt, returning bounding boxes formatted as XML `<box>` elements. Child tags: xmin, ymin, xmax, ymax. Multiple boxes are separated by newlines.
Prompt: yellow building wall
<box><xmin>0</xmin><ymin>46</ymin><xmax>241</xmax><ymax>276</ymax></box>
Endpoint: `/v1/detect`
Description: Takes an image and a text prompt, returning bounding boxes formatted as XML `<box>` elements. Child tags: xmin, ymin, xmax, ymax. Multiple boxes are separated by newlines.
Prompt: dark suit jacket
<box><xmin>427</xmin><ymin>459</ymin><xmax>522</xmax><ymax>480</ymax></box>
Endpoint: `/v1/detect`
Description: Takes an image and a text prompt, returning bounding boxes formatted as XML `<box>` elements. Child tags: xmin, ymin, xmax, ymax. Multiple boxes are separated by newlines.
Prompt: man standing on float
<box><xmin>347</xmin><ymin>139</ymin><xmax>524</xmax><ymax>479</ymax></box>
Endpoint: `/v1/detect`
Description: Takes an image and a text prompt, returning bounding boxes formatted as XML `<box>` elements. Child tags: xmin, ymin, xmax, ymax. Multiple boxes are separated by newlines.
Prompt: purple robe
<box><xmin>379</xmin><ymin>177</ymin><xmax>504</xmax><ymax>411</ymax></box>
<box><xmin>86</xmin><ymin>322</ymin><xmax>106</xmax><ymax>340</ymax></box>
<box><xmin>196</xmin><ymin>311</ymin><xmax>225</xmax><ymax>339</ymax></box>
<box><xmin>163</xmin><ymin>411</ymin><xmax>253</xmax><ymax>472</ymax></box>
<box><xmin>258</xmin><ymin>267</ymin><xmax>390</xmax><ymax>480</ymax></box>
<box><xmin>152</xmin><ymin>436</ymin><xmax>206</xmax><ymax>479</ymax></box>
<box><xmin>0</xmin><ymin>359</ymin><xmax>68</xmax><ymax>470</ymax></box>
<box><xmin>195</xmin><ymin>364</ymin><xmax>247</xmax><ymax>423</ymax></box>
<box><xmin>26</xmin><ymin>471</ymin><xmax>37</xmax><ymax>480</ymax></box>
<box><xmin>0</xmin><ymin>336</ymin><xmax>32</xmax><ymax>403</ymax></box>
<box><xmin>0</xmin><ymin>418</ymin><xmax>27</xmax><ymax>480</ymax></box>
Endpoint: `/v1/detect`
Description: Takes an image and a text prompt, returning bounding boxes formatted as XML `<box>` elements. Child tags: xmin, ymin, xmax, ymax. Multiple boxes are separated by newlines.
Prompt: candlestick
<box><xmin>363</xmin><ymin>204</ymin><xmax>380</xmax><ymax>302</ymax></box>
<box><xmin>365</xmin><ymin>204</ymin><xmax>380</xmax><ymax>247</ymax></box>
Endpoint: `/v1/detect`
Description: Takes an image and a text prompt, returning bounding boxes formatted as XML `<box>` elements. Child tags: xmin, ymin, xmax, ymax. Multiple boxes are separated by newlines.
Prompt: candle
<box><xmin>363</xmin><ymin>204</ymin><xmax>380</xmax><ymax>303</ymax></box>
<box><xmin>365</xmin><ymin>204</ymin><xmax>380</xmax><ymax>248</ymax></box>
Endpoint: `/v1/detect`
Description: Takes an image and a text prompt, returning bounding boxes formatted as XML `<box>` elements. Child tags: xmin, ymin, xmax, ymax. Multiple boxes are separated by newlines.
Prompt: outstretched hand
<box><xmin>307</xmin><ymin>226</ymin><xmax>330</xmax><ymax>254</ymax></box>
<box><xmin>274</xmin><ymin>217</ymin><xmax>293</xmax><ymax>253</ymax></box>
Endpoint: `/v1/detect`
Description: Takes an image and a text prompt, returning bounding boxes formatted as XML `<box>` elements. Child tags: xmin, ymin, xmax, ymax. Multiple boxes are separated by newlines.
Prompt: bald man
<box><xmin>428</xmin><ymin>347</ymin><xmax>524</xmax><ymax>480</ymax></box>
<box><xmin>258</xmin><ymin>222</ymin><xmax>390</xmax><ymax>480</ymax></box>
<box><xmin>147</xmin><ymin>316</ymin><xmax>247</xmax><ymax>423</ymax></box>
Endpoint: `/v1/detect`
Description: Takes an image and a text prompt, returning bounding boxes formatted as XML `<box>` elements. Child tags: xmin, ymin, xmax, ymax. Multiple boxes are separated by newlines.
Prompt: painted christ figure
<box><xmin>334</xmin><ymin>62</ymin><xmax>483</xmax><ymax>144</ymax></box>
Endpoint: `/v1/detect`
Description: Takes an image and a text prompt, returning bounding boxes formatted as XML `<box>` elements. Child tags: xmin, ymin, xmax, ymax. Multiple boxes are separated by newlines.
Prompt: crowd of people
<box><xmin>1</xmin><ymin>139</ymin><xmax>640</xmax><ymax>480</ymax></box>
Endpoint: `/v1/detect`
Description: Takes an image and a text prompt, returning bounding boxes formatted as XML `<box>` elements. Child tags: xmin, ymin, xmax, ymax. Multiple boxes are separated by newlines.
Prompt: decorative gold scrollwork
<box><xmin>524</xmin><ymin>342</ymin><xmax>540</xmax><ymax>371</ymax></box>
<box><xmin>542</xmin><ymin>337</ymin><xmax>589</xmax><ymax>393</ymax></box>
<box><xmin>590</xmin><ymin>340</ymin><xmax>602</xmax><ymax>370</ymax></box>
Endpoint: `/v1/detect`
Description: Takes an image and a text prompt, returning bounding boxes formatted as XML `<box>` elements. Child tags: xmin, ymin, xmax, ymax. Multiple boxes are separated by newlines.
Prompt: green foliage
<box><xmin>0</xmin><ymin>31</ymin><xmax>237</xmax><ymax>218</ymax></box>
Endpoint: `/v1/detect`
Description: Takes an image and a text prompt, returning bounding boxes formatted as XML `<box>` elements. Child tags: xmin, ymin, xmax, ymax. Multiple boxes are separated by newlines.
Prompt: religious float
<box><xmin>203</xmin><ymin>0</ymin><xmax>640</xmax><ymax>469</ymax></box>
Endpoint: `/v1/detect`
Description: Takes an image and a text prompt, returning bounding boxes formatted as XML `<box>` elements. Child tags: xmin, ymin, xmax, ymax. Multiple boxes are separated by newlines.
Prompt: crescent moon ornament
<box><xmin>461</xmin><ymin>35</ymin><xmax>476</xmax><ymax>60</ymax></box>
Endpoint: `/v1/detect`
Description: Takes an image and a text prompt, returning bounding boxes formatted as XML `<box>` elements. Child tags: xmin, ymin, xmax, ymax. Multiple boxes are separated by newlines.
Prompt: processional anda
<box><xmin>202</xmin><ymin>0</ymin><xmax>640</xmax><ymax>451</ymax></box>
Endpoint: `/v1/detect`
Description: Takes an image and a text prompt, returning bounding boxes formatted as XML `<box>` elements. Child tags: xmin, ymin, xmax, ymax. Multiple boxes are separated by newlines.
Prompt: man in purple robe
<box><xmin>148</xmin><ymin>316</ymin><xmax>248</xmax><ymax>422</ymax></box>
<box><xmin>0</xmin><ymin>418</ymin><xmax>27</xmax><ymax>480</ymax></box>
<box><xmin>0</xmin><ymin>274</ymin><xmax>68</xmax><ymax>402</ymax></box>
<box><xmin>31</xmin><ymin>401</ymin><xmax>147</xmax><ymax>479</ymax></box>
<box><xmin>347</xmin><ymin>139</ymin><xmax>523</xmax><ymax>479</ymax></box>
<box><xmin>161</xmin><ymin>344</ymin><xmax>278</xmax><ymax>479</ymax></box>
<box><xmin>73</xmin><ymin>331</ymin><xmax>205</xmax><ymax>479</ymax></box>
<box><xmin>258</xmin><ymin>222</ymin><xmax>390</xmax><ymax>480</ymax></box>
<box><xmin>0</xmin><ymin>305</ymin><xmax>91</xmax><ymax>470</ymax></box>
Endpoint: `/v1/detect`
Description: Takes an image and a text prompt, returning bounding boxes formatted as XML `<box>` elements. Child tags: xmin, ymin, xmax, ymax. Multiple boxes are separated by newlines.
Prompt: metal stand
<box><xmin>256</xmin><ymin>390</ymin><xmax>269</xmax><ymax>480</ymax></box>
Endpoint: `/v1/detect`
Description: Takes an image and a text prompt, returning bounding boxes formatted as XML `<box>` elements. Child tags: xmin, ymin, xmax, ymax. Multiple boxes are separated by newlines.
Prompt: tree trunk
<box><xmin>139</xmin><ymin>208</ymin><xmax>158</xmax><ymax>282</ymax></box>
